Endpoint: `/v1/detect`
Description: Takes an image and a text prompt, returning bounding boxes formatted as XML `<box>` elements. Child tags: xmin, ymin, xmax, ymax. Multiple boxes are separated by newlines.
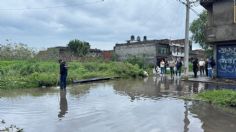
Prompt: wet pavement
<box><xmin>0</xmin><ymin>77</ymin><xmax>236</xmax><ymax>132</ymax></box>
<box><xmin>182</xmin><ymin>72</ymin><xmax>236</xmax><ymax>88</ymax></box>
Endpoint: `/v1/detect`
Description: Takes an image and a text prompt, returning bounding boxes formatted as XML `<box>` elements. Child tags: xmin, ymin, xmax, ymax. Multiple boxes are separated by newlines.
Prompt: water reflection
<box><xmin>184</xmin><ymin>101</ymin><xmax>190</xmax><ymax>132</ymax></box>
<box><xmin>113</xmin><ymin>76</ymin><xmax>196</xmax><ymax>101</ymax></box>
<box><xmin>58</xmin><ymin>90</ymin><xmax>68</xmax><ymax>119</ymax></box>
<box><xmin>204</xmin><ymin>83</ymin><xmax>236</xmax><ymax>90</ymax></box>
<box><xmin>1</xmin><ymin>78</ymin><xmax>236</xmax><ymax>132</ymax></box>
<box><xmin>189</xmin><ymin>101</ymin><xmax>236</xmax><ymax>132</ymax></box>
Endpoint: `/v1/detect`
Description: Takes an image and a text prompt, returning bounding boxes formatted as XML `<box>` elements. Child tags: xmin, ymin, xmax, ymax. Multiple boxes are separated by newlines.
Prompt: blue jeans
<box><xmin>208</xmin><ymin>68</ymin><xmax>212</xmax><ymax>78</ymax></box>
<box><xmin>176</xmin><ymin>68</ymin><xmax>181</xmax><ymax>76</ymax></box>
<box><xmin>170</xmin><ymin>67</ymin><xmax>174</xmax><ymax>77</ymax></box>
<box><xmin>60</xmin><ymin>74</ymin><xmax>67</xmax><ymax>89</ymax></box>
<box><xmin>161</xmin><ymin>67</ymin><xmax>165</xmax><ymax>74</ymax></box>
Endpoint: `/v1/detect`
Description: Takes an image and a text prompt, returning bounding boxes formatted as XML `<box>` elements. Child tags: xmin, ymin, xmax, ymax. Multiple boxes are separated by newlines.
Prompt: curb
<box><xmin>182</xmin><ymin>78</ymin><xmax>236</xmax><ymax>86</ymax></box>
<box><xmin>72</xmin><ymin>77</ymin><xmax>121</xmax><ymax>84</ymax></box>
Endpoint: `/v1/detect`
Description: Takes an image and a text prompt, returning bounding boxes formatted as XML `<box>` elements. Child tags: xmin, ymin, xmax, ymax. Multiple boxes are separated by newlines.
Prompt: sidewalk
<box><xmin>182</xmin><ymin>73</ymin><xmax>236</xmax><ymax>86</ymax></box>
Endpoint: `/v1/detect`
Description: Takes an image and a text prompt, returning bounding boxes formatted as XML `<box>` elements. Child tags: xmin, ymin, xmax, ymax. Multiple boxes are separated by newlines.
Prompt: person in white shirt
<box><xmin>199</xmin><ymin>58</ymin><xmax>205</xmax><ymax>76</ymax></box>
<box><xmin>160</xmin><ymin>59</ymin><xmax>165</xmax><ymax>76</ymax></box>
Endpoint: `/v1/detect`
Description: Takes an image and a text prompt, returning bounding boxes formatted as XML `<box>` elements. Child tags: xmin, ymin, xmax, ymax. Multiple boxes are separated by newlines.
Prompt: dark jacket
<box><xmin>210</xmin><ymin>58</ymin><xmax>216</xmax><ymax>68</ymax></box>
<box><xmin>60</xmin><ymin>62</ymin><xmax>68</xmax><ymax>75</ymax></box>
<box><xmin>192</xmin><ymin>59</ymin><xmax>198</xmax><ymax>71</ymax></box>
<box><xmin>176</xmin><ymin>61</ymin><xmax>182</xmax><ymax>69</ymax></box>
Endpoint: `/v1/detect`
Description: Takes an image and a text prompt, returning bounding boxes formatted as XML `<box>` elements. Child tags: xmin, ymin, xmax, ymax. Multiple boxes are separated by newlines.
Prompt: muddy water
<box><xmin>0</xmin><ymin>77</ymin><xmax>236</xmax><ymax>132</ymax></box>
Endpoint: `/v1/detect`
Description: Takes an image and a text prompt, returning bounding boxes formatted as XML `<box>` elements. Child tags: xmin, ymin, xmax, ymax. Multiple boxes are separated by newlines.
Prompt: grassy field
<box><xmin>196</xmin><ymin>90</ymin><xmax>236</xmax><ymax>107</ymax></box>
<box><xmin>0</xmin><ymin>60</ymin><xmax>145</xmax><ymax>89</ymax></box>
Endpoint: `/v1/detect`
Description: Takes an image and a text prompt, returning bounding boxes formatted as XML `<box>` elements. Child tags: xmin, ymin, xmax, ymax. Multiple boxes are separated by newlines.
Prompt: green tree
<box><xmin>190</xmin><ymin>11</ymin><xmax>209</xmax><ymax>50</ymax></box>
<box><xmin>68</xmin><ymin>39</ymin><xmax>90</xmax><ymax>56</ymax></box>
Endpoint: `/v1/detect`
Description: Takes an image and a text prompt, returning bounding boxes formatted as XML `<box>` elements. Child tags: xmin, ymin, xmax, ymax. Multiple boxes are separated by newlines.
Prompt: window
<box><xmin>157</xmin><ymin>46</ymin><xmax>168</xmax><ymax>55</ymax></box>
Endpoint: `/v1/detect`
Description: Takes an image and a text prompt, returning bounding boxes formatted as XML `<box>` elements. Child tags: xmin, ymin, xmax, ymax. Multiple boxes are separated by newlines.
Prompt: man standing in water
<box><xmin>58</xmin><ymin>59</ymin><xmax>68</xmax><ymax>90</ymax></box>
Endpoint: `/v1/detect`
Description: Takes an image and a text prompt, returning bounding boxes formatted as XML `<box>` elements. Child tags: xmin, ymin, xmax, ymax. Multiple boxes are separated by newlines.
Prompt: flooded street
<box><xmin>0</xmin><ymin>77</ymin><xmax>236</xmax><ymax>132</ymax></box>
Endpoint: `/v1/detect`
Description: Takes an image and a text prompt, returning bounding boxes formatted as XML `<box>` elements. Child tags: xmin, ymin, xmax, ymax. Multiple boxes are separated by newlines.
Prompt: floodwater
<box><xmin>0</xmin><ymin>77</ymin><xmax>236</xmax><ymax>132</ymax></box>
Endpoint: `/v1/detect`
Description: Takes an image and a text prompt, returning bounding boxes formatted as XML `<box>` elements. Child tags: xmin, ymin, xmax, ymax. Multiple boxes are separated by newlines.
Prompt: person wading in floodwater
<box><xmin>58</xmin><ymin>59</ymin><xmax>68</xmax><ymax>90</ymax></box>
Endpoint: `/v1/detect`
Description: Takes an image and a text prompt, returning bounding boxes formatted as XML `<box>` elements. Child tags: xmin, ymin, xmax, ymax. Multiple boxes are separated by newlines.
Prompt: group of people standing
<box><xmin>155</xmin><ymin>57</ymin><xmax>216</xmax><ymax>79</ymax></box>
<box><xmin>156</xmin><ymin>58</ymin><xmax>183</xmax><ymax>78</ymax></box>
<box><xmin>192</xmin><ymin>57</ymin><xmax>216</xmax><ymax>78</ymax></box>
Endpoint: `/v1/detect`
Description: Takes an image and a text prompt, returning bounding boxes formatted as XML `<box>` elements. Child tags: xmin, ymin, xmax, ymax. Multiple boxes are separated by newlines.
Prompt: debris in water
<box><xmin>0</xmin><ymin>120</ymin><xmax>23</xmax><ymax>132</ymax></box>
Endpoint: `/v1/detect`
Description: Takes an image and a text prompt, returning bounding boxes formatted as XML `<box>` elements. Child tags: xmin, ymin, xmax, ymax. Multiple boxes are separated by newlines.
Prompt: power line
<box><xmin>176</xmin><ymin>0</ymin><xmax>200</xmax><ymax>16</ymax></box>
<box><xmin>175</xmin><ymin>0</ymin><xmax>200</xmax><ymax>79</ymax></box>
<box><xmin>190</xmin><ymin>8</ymin><xmax>200</xmax><ymax>16</ymax></box>
<box><xmin>0</xmin><ymin>0</ymin><xmax>104</xmax><ymax>11</ymax></box>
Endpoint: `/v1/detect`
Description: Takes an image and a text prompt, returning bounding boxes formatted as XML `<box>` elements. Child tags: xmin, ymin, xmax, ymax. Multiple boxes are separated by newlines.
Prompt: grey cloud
<box><xmin>0</xmin><ymin>0</ymin><xmax>204</xmax><ymax>50</ymax></box>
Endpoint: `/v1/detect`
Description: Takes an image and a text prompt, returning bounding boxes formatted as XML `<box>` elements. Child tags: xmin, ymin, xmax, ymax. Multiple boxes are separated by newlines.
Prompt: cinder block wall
<box><xmin>114</xmin><ymin>43</ymin><xmax>156</xmax><ymax>64</ymax></box>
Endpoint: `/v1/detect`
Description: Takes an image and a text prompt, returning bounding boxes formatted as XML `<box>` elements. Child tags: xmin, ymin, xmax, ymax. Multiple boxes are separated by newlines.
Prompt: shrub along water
<box><xmin>0</xmin><ymin>60</ymin><xmax>144</xmax><ymax>89</ymax></box>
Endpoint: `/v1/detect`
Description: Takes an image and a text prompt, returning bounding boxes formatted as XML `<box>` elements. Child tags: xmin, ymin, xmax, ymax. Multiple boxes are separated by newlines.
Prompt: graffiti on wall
<box><xmin>217</xmin><ymin>45</ymin><xmax>236</xmax><ymax>78</ymax></box>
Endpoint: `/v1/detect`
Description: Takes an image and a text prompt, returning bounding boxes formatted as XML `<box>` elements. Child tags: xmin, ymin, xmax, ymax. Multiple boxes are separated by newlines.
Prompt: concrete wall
<box><xmin>36</xmin><ymin>48</ymin><xmax>59</xmax><ymax>60</ymax></box>
<box><xmin>207</xmin><ymin>0</ymin><xmax>236</xmax><ymax>43</ymax></box>
<box><xmin>201</xmin><ymin>0</ymin><xmax>236</xmax><ymax>78</ymax></box>
<box><xmin>115</xmin><ymin>43</ymin><xmax>157</xmax><ymax>64</ymax></box>
<box><xmin>216</xmin><ymin>44</ymin><xmax>236</xmax><ymax>78</ymax></box>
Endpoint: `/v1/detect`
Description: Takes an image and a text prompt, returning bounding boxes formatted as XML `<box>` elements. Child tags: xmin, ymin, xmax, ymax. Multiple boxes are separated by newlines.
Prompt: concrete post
<box><xmin>184</xmin><ymin>0</ymin><xmax>190</xmax><ymax>79</ymax></box>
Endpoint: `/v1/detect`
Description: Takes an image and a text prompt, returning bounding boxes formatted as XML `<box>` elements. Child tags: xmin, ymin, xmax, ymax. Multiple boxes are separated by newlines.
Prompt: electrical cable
<box><xmin>0</xmin><ymin>0</ymin><xmax>104</xmax><ymax>11</ymax></box>
<box><xmin>176</xmin><ymin>0</ymin><xmax>200</xmax><ymax>16</ymax></box>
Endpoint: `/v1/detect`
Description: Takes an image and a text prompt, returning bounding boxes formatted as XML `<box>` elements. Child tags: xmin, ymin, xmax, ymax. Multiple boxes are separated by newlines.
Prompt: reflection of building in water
<box><xmin>192</xmin><ymin>83</ymin><xmax>199</xmax><ymax>93</ymax></box>
<box><xmin>113</xmin><ymin>78</ymin><xmax>161</xmax><ymax>101</ymax></box>
<box><xmin>158</xmin><ymin>76</ymin><xmax>170</xmax><ymax>92</ymax></box>
<box><xmin>204</xmin><ymin>83</ymin><xmax>236</xmax><ymax>90</ymax></box>
<box><xmin>113</xmin><ymin>77</ymin><xmax>195</xmax><ymax>100</ymax></box>
<box><xmin>189</xmin><ymin>101</ymin><xmax>236</xmax><ymax>132</ymax></box>
<box><xmin>58</xmin><ymin>90</ymin><xmax>68</xmax><ymax>119</ymax></box>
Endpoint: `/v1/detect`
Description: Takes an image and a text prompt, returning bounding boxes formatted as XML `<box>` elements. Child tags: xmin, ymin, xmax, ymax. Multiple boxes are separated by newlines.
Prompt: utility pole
<box><xmin>178</xmin><ymin>0</ymin><xmax>199</xmax><ymax>79</ymax></box>
<box><xmin>184</xmin><ymin>0</ymin><xmax>190</xmax><ymax>79</ymax></box>
<box><xmin>234</xmin><ymin>0</ymin><xmax>236</xmax><ymax>23</ymax></box>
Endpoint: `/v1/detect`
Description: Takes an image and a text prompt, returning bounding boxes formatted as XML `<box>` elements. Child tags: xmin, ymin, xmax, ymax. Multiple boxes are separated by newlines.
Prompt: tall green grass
<box><xmin>0</xmin><ymin>60</ymin><xmax>144</xmax><ymax>89</ymax></box>
<box><xmin>197</xmin><ymin>90</ymin><xmax>236</xmax><ymax>107</ymax></box>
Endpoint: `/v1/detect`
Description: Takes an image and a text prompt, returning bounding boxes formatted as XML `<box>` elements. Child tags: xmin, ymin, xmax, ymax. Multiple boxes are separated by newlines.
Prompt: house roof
<box><xmin>115</xmin><ymin>39</ymin><xmax>171</xmax><ymax>47</ymax></box>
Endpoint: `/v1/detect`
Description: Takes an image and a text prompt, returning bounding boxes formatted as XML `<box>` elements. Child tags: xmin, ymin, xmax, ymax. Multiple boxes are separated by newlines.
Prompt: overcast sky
<box><xmin>0</xmin><ymin>0</ymin><xmax>204</xmax><ymax>50</ymax></box>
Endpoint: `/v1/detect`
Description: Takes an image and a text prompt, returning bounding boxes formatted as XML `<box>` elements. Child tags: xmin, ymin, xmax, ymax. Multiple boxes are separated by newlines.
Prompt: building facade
<box><xmin>201</xmin><ymin>0</ymin><xmax>236</xmax><ymax>78</ymax></box>
<box><xmin>114</xmin><ymin>36</ymin><xmax>189</xmax><ymax>65</ymax></box>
